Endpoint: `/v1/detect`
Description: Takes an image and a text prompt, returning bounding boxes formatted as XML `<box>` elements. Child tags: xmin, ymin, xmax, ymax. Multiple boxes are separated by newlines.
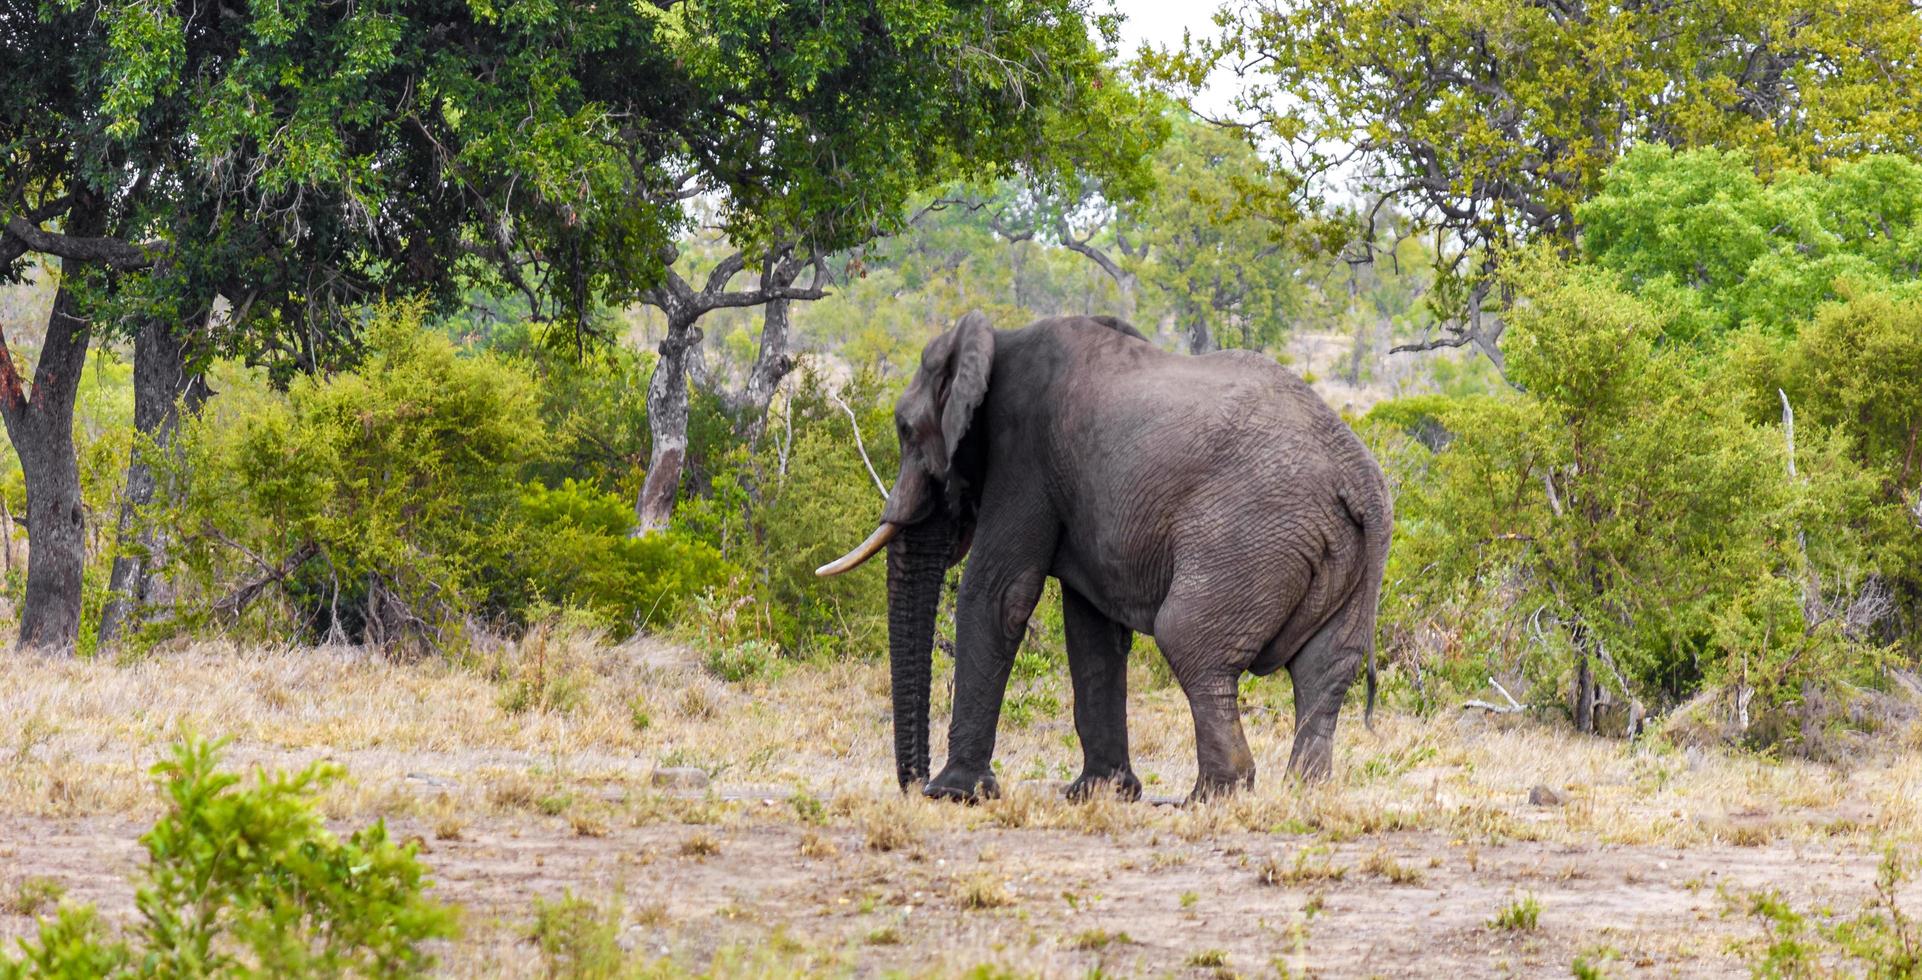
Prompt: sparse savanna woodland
<box><xmin>1</xmin><ymin>0</ymin><xmax>1920</xmax><ymax>975</ymax></box>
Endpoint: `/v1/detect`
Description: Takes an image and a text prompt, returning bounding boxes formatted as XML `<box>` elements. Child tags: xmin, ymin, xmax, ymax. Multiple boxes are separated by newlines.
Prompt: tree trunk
<box><xmin>2</xmin><ymin>281</ymin><xmax>95</xmax><ymax>651</ymax></box>
<box><xmin>732</xmin><ymin>283</ymin><xmax>799</xmax><ymax>444</ymax></box>
<box><xmin>99</xmin><ymin>314</ymin><xmax>211</xmax><ymax>644</ymax></box>
<box><xmin>1570</xmin><ymin>618</ymin><xmax>1597</xmax><ymax>734</ymax></box>
<box><xmin>1187</xmin><ymin>315</ymin><xmax>1215</xmax><ymax>355</ymax></box>
<box><xmin>1346</xmin><ymin>318</ymin><xmax>1369</xmax><ymax>386</ymax></box>
<box><xmin>1</xmin><ymin>495</ymin><xmax>13</xmax><ymax>577</ymax></box>
<box><xmin>634</xmin><ymin>320</ymin><xmax>701</xmax><ymax>534</ymax></box>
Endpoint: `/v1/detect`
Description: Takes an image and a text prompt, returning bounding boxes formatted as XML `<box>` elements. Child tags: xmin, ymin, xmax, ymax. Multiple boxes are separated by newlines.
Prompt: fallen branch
<box><xmin>1490</xmin><ymin>676</ymin><xmax>1525</xmax><ymax>710</ymax></box>
<box><xmin>1464</xmin><ymin>675</ymin><xmax>1526</xmax><ymax>714</ymax></box>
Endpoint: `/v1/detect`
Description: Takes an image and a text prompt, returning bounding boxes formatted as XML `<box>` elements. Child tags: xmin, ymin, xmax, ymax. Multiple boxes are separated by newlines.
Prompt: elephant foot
<box><xmin>1065</xmin><ymin>768</ymin><xmax>1142</xmax><ymax>802</ymax></box>
<box><xmin>924</xmin><ymin>763</ymin><xmax>1000</xmax><ymax>803</ymax></box>
<box><xmin>1184</xmin><ymin>771</ymin><xmax>1254</xmax><ymax>805</ymax></box>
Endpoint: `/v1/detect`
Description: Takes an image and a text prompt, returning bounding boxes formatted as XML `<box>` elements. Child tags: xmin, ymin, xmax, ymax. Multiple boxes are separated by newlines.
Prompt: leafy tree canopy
<box><xmin>1167</xmin><ymin>0</ymin><xmax>1922</xmax><ymax>356</ymax></box>
<box><xmin>6</xmin><ymin>0</ymin><xmax>1156</xmax><ymax>370</ymax></box>
<box><xmin>1580</xmin><ymin>147</ymin><xmax>1922</xmax><ymax>342</ymax></box>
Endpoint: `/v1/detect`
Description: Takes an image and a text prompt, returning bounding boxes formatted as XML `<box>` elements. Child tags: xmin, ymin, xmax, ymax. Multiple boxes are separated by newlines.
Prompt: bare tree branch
<box><xmin>827</xmin><ymin>389</ymin><xmax>889</xmax><ymax>500</ymax></box>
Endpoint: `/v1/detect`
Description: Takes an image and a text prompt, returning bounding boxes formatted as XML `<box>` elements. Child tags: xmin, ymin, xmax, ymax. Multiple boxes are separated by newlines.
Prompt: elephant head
<box><xmin>815</xmin><ymin>311</ymin><xmax>995</xmax><ymax>789</ymax></box>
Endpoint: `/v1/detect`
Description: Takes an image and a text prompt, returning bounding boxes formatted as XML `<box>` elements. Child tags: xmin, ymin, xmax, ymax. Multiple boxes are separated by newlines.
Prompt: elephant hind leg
<box><xmin>1284</xmin><ymin>588</ymin><xmax>1375</xmax><ymax>779</ymax></box>
<box><xmin>1175</xmin><ymin>666</ymin><xmax>1256</xmax><ymax>801</ymax></box>
<box><xmin>1153</xmin><ymin>566</ymin><xmax>1288</xmax><ymax>801</ymax></box>
<box><xmin>1156</xmin><ymin>606</ymin><xmax>1259</xmax><ymax>800</ymax></box>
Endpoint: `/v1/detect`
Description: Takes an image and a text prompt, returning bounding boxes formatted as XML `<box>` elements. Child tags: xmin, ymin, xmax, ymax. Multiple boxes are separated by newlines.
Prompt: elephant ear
<box><xmin>936</xmin><ymin>311</ymin><xmax>995</xmax><ymax>481</ymax></box>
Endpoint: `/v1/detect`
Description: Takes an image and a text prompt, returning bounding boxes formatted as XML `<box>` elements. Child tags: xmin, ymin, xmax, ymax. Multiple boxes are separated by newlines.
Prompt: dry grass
<box><xmin>679</xmin><ymin>830</ymin><xmax>722</xmax><ymax>858</ymax></box>
<box><xmin>2</xmin><ymin>634</ymin><xmax>1920</xmax><ymax>976</ymax></box>
<box><xmin>0</xmin><ymin>636</ymin><xmax>1918</xmax><ymax>851</ymax></box>
<box><xmin>1257</xmin><ymin>848</ymin><xmax>1349</xmax><ymax>886</ymax></box>
<box><xmin>952</xmin><ymin>873</ymin><xmax>1014</xmax><ymax>910</ymax></box>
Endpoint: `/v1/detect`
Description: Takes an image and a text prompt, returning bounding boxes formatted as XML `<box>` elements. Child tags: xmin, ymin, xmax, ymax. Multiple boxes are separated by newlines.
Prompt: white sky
<box><xmin>1107</xmin><ymin>0</ymin><xmax>1239</xmax><ymax>116</ymax></box>
<box><xmin>1111</xmin><ymin>0</ymin><xmax>1218</xmax><ymax>52</ymax></box>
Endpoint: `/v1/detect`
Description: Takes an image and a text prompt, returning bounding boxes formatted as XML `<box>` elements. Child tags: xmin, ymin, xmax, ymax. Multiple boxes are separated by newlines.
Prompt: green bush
<box><xmin>1743</xmin><ymin>850</ymin><xmax>1919</xmax><ymax>978</ymax></box>
<box><xmin>483</xmin><ymin>320</ymin><xmax>653</xmax><ymax>498</ymax></box>
<box><xmin>1731</xmin><ymin>288</ymin><xmax>1922</xmax><ymax>644</ymax></box>
<box><xmin>155</xmin><ymin>303</ymin><xmax>548</xmax><ymax>649</ymax></box>
<box><xmin>675</xmin><ymin>366</ymin><xmax>901</xmax><ymax>661</ymax></box>
<box><xmin>511</xmin><ymin>479</ymin><xmax>736</xmax><ymax>634</ymax></box>
<box><xmin>525</xmin><ymin>892</ymin><xmax>625</xmax><ymax>980</ymax></box>
<box><xmin>0</xmin><ymin>736</ymin><xmax>457</xmax><ymax>978</ymax></box>
<box><xmin>1376</xmin><ymin>254</ymin><xmax>1883</xmax><ymax>731</ymax></box>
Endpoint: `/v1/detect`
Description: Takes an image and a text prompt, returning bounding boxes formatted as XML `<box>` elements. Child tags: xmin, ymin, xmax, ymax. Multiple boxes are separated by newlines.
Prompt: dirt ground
<box><xmin>1</xmin><ymin>638</ymin><xmax>1918</xmax><ymax>977</ymax></box>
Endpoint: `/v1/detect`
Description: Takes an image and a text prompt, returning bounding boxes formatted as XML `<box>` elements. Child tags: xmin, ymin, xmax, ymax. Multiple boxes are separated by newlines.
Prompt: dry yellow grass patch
<box><xmin>0</xmin><ymin>635</ymin><xmax>1915</xmax><ymax>858</ymax></box>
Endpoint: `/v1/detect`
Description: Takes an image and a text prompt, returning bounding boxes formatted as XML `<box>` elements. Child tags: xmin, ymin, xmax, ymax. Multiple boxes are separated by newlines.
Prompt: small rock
<box><xmin>651</xmin><ymin>766</ymin><xmax>710</xmax><ymax>790</ymax></box>
<box><xmin>1528</xmin><ymin>784</ymin><xmax>1566</xmax><ymax>807</ymax></box>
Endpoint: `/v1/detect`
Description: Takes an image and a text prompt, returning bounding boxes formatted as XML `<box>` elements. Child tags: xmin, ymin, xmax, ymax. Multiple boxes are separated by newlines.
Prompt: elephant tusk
<box><xmin>815</xmin><ymin>523</ymin><xmax>901</xmax><ymax>577</ymax></box>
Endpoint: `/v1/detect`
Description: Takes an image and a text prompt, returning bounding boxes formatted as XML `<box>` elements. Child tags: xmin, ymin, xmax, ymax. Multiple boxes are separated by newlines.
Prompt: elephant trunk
<box><xmin>885</xmin><ymin>515</ymin><xmax>950</xmax><ymax>790</ymax></box>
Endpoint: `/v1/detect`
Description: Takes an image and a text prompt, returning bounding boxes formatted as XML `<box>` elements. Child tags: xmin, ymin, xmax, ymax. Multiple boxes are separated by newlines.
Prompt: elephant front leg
<box><xmin>1063</xmin><ymin>586</ymin><xmax>1140</xmax><ymax>802</ymax></box>
<box><xmin>925</xmin><ymin>566</ymin><xmax>1046</xmax><ymax>803</ymax></box>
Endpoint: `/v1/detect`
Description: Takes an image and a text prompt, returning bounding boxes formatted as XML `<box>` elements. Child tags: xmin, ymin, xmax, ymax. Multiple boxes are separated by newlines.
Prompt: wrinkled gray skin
<box><xmin>820</xmin><ymin>311</ymin><xmax>1392</xmax><ymax>803</ymax></box>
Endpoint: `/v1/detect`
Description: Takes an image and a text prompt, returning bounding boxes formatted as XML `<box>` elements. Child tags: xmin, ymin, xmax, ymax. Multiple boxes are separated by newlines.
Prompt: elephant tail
<box><xmin>1339</xmin><ymin>472</ymin><xmax>1393</xmax><ymax>731</ymax></box>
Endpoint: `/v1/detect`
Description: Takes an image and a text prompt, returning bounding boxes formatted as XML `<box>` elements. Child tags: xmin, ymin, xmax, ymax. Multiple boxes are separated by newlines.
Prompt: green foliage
<box><xmin>139</xmin><ymin>305</ymin><xmax>739</xmax><ymax>645</ymax></box>
<box><xmin>1743</xmin><ymin>850</ymin><xmax>1920</xmax><ymax>978</ymax></box>
<box><xmin>1379</xmin><ymin>255</ymin><xmax>1880</xmax><ymax>721</ymax></box>
<box><xmin>159</xmin><ymin>304</ymin><xmax>547</xmax><ymax>648</ymax></box>
<box><xmin>514</xmin><ymin>480</ymin><xmax>735</xmax><ymax>634</ymax></box>
<box><xmin>1730</xmin><ymin>290</ymin><xmax>1922</xmax><ymax>627</ymax></box>
<box><xmin>1128</xmin><ymin>114</ymin><xmax>1309</xmax><ymax>352</ymax></box>
<box><xmin>1575</xmin><ymin>148</ymin><xmax>1922</xmax><ymax>642</ymax></box>
<box><xmin>676</xmin><ymin>366</ymin><xmax>901</xmax><ymax>661</ymax></box>
<box><xmin>1581</xmin><ymin>148</ymin><xmax>1922</xmax><ymax>341</ymax></box>
<box><xmin>1177</xmin><ymin>0</ymin><xmax>1922</xmax><ymax>317</ymax></box>
<box><xmin>0</xmin><ymin>736</ymin><xmax>456</xmax><ymax>978</ymax></box>
<box><xmin>525</xmin><ymin>893</ymin><xmax>625</xmax><ymax>980</ymax></box>
<box><xmin>0</xmin><ymin>878</ymin><xmax>66</xmax><ymax>919</ymax></box>
<box><xmin>1489</xmin><ymin>894</ymin><xmax>1542</xmax><ymax>931</ymax></box>
<box><xmin>488</xmin><ymin>321</ymin><xmax>654</xmax><ymax>496</ymax></box>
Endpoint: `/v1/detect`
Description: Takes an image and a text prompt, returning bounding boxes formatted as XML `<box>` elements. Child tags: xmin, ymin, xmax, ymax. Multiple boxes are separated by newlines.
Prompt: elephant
<box><xmin>816</xmin><ymin>311</ymin><xmax>1392</xmax><ymax>803</ymax></box>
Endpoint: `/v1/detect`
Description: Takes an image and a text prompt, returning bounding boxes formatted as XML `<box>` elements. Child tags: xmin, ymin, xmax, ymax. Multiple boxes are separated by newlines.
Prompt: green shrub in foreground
<box><xmin>0</xmin><ymin>736</ymin><xmax>457</xmax><ymax>978</ymax></box>
<box><xmin>1743</xmin><ymin>849</ymin><xmax>1920</xmax><ymax>978</ymax></box>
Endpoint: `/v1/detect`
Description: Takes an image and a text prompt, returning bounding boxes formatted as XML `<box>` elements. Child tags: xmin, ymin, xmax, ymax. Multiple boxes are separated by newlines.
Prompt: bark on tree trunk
<box><xmin>732</xmin><ymin>281</ymin><xmax>799</xmax><ymax>444</ymax></box>
<box><xmin>631</xmin><ymin>247</ymin><xmax>823</xmax><ymax>533</ymax></box>
<box><xmin>634</xmin><ymin>320</ymin><xmax>701</xmax><ymax>534</ymax></box>
<box><xmin>1187</xmin><ymin>316</ymin><xmax>1215</xmax><ymax>355</ymax></box>
<box><xmin>1</xmin><ymin>495</ymin><xmax>13</xmax><ymax>578</ymax></box>
<box><xmin>99</xmin><ymin>314</ymin><xmax>211</xmax><ymax>644</ymax></box>
<box><xmin>1571</xmin><ymin>620</ymin><xmax>1597</xmax><ymax>734</ymax></box>
<box><xmin>3</xmin><ymin>281</ymin><xmax>95</xmax><ymax>651</ymax></box>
